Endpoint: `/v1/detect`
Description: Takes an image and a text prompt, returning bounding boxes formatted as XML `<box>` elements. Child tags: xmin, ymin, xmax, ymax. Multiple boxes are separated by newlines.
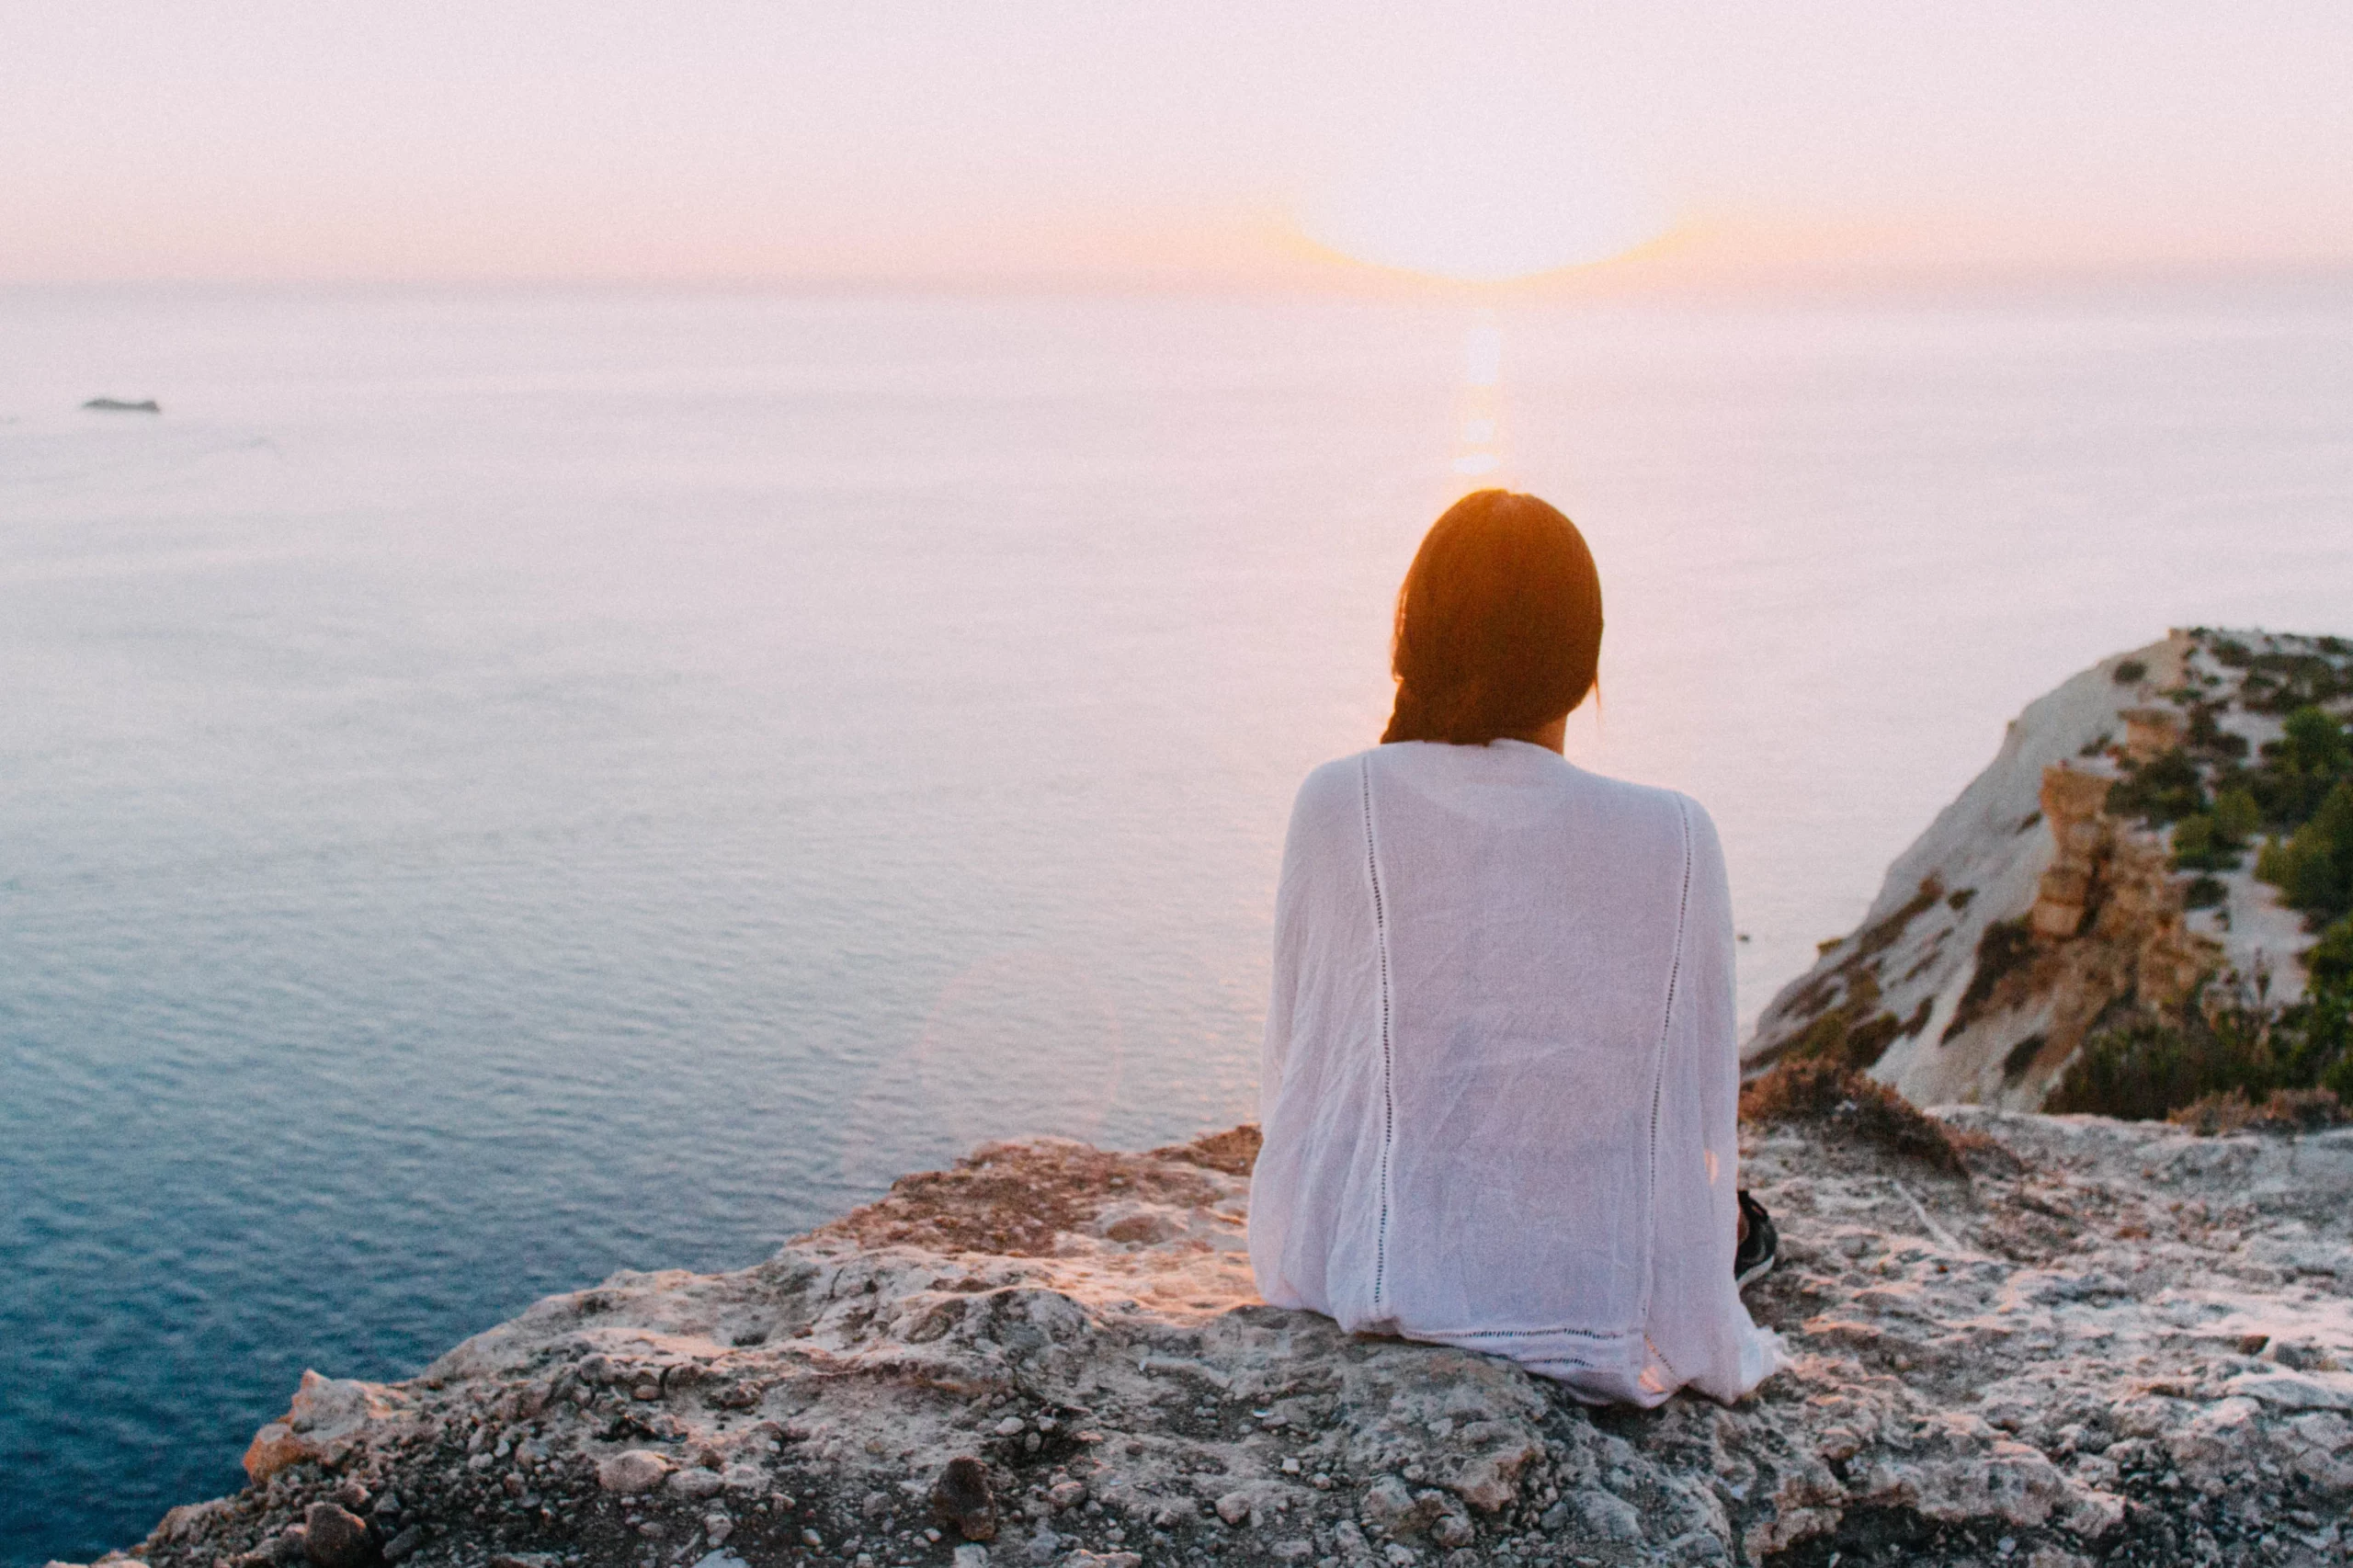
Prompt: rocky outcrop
<box><xmin>1746</xmin><ymin>630</ymin><xmax>2345</xmax><ymax>1108</ymax></box>
<box><xmin>65</xmin><ymin>1111</ymin><xmax>2353</xmax><ymax>1568</ymax></box>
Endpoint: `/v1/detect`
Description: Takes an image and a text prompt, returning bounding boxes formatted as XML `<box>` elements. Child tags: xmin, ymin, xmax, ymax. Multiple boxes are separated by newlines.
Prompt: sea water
<box><xmin>4</xmin><ymin>283</ymin><xmax>2349</xmax><ymax>1562</ymax></box>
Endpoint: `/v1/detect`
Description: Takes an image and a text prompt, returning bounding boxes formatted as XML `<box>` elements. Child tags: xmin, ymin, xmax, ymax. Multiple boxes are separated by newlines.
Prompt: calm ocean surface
<box><xmin>5</xmin><ymin>283</ymin><xmax>2350</xmax><ymax>1562</ymax></box>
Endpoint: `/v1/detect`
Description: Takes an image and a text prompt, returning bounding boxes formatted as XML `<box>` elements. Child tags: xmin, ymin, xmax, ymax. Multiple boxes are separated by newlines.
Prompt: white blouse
<box><xmin>1248</xmin><ymin>740</ymin><xmax>1781</xmax><ymax>1405</ymax></box>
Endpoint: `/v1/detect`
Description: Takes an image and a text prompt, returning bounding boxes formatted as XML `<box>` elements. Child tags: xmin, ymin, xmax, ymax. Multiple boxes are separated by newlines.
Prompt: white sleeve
<box><xmin>1647</xmin><ymin>799</ymin><xmax>1783</xmax><ymax>1401</ymax></box>
<box><xmin>1257</xmin><ymin>783</ymin><xmax>1312</xmax><ymax>1130</ymax></box>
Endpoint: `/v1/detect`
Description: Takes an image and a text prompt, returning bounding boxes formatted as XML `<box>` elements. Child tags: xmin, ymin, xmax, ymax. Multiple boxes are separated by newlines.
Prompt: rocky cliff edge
<box><xmin>64</xmin><ymin>1101</ymin><xmax>2353</xmax><ymax>1568</ymax></box>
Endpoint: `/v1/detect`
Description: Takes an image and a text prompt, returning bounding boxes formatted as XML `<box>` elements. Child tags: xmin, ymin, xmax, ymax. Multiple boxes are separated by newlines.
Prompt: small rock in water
<box><xmin>301</xmin><ymin>1503</ymin><xmax>373</xmax><ymax>1568</ymax></box>
<box><xmin>933</xmin><ymin>1455</ymin><xmax>998</xmax><ymax>1541</ymax></box>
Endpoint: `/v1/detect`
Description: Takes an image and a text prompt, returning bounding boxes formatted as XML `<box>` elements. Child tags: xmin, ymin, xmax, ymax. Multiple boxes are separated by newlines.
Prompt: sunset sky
<box><xmin>6</xmin><ymin>1</ymin><xmax>2350</xmax><ymax>287</ymax></box>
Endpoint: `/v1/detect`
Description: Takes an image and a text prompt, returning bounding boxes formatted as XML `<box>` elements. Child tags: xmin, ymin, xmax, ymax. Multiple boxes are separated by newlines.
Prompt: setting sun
<box><xmin>1298</xmin><ymin>94</ymin><xmax>1665</xmax><ymax>284</ymax></box>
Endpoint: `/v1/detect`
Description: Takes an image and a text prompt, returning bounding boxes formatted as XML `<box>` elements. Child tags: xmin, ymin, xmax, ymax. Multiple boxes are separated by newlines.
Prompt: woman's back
<box><xmin>1249</xmin><ymin>739</ymin><xmax>1779</xmax><ymax>1405</ymax></box>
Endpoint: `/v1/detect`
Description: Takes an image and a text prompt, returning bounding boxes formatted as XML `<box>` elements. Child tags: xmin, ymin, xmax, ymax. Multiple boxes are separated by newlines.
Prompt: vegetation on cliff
<box><xmin>2052</xmin><ymin>679</ymin><xmax>2353</xmax><ymax>1123</ymax></box>
<box><xmin>1747</xmin><ymin>629</ymin><xmax>2353</xmax><ymax>1119</ymax></box>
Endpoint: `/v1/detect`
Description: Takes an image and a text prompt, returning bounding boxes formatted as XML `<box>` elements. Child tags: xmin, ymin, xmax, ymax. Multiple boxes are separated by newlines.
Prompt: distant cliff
<box><xmin>1746</xmin><ymin>630</ymin><xmax>2352</xmax><ymax>1111</ymax></box>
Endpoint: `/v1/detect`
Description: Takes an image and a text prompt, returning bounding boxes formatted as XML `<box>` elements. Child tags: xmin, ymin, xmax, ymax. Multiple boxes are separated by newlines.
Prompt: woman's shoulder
<box><xmin>1299</xmin><ymin>744</ymin><xmax>1721</xmax><ymax>846</ymax></box>
<box><xmin>1570</xmin><ymin>767</ymin><xmax>1715</xmax><ymax>829</ymax></box>
<box><xmin>1285</xmin><ymin>751</ymin><xmax>1375</xmax><ymax>840</ymax></box>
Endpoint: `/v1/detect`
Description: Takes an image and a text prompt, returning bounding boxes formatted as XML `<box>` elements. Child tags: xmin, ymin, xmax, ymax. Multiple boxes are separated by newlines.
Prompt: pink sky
<box><xmin>6</xmin><ymin>2</ymin><xmax>2350</xmax><ymax>287</ymax></box>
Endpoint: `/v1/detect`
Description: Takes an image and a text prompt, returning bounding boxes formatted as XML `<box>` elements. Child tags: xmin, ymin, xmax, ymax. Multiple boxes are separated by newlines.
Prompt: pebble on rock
<box><xmin>932</xmin><ymin>1455</ymin><xmax>999</xmax><ymax>1542</ymax></box>
<box><xmin>597</xmin><ymin>1449</ymin><xmax>672</xmax><ymax>1494</ymax></box>
<box><xmin>301</xmin><ymin>1502</ymin><xmax>374</xmax><ymax>1568</ymax></box>
<box><xmin>668</xmin><ymin>1466</ymin><xmax>724</xmax><ymax>1500</ymax></box>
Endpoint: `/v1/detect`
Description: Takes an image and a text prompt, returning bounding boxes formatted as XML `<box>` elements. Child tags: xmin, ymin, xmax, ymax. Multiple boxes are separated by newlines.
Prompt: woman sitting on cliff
<box><xmin>1248</xmin><ymin>490</ymin><xmax>1782</xmax><ymax>1406</ymax></box>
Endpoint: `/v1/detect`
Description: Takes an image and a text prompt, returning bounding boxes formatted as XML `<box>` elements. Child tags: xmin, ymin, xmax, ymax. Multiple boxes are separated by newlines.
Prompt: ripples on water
<box><xmin>4</xmin><ymin>285</ymin><xmax>2349</xmax><ymax>1562</ymax></box>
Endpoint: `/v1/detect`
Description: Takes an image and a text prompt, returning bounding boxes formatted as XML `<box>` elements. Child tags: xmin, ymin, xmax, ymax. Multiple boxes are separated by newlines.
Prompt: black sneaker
<box><xmin>1734</xmin><ymin>1189</ymin><xmax>1778</xmax><ymax>1289</ymax></box>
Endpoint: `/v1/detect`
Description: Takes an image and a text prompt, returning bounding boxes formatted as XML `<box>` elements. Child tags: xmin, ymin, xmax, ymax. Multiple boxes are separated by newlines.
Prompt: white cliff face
<box><xmin>83</xmin><ymin>1113</ymin><xmax>2353</xmax><ymax>1568</ymax></box>
<box><xmin>1745</xmin><ymin>630</ymin><xmax>2338</xmax><ymax>1110</ymax></box>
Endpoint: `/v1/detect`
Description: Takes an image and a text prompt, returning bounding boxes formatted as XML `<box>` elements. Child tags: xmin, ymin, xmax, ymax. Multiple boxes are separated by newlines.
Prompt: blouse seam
<box><xmin>1642</xmin><ymin>797</ymin><xmax>1697</xmax><ymax>1330</ymax></box>
<box><xmin>1359</xmin><ymin>755</ymin><xmax>1396</xmax><ymax>1311</ymax></box>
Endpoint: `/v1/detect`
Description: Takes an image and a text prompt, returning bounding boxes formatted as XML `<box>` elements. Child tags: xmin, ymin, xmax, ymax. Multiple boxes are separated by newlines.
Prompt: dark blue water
<box><xmin>6</xmin><ymin>285</ymin><xmax>2351</xmax><ymax>1564</ymax></box>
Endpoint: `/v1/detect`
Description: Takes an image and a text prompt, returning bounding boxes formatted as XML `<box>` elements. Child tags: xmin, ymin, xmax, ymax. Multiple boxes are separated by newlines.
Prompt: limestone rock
<box><xmin>243</xmin><ymin>1369</ymin><xmax>417</xmax><ymax>1483</ymax></box>
<box><xmin>89</xmin><ymin>1118</ymin><xmax>2353</xmax><ymax>1568</ymax></box>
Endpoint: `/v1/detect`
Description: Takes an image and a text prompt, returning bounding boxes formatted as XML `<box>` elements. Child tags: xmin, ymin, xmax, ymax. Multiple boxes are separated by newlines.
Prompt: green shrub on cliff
<box><xmin>2109</xmin><ymin>747</ymin><xmax>2207</xmax><ymax>825</ymax></box>
<box><xmin>2311</xmin><ymin>915</ymin><xmax>2353</xmax><ymax>990</ymax></box>
<box><xmin>2050</xmin><ymin>967</ymin><xmax>2353</xmax><ymax>1120</ymax></box>
<box><xmin>2256</xmin><ymin>780</ymin><xmax>2353</xmax><ymax>920</ymax></box>
<box><xmin>2245</xmin><ymin>707</ymin><xmax>2351</xmax><ymax>828</ymax></box>
<box><xmin>2171</xmin><ymin>788</ymin><xmax>2259</xmax><ymax>872</ymax></box>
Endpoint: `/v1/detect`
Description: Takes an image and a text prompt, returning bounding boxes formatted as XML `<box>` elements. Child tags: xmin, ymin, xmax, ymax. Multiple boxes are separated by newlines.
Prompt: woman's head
<box><xmin>1381</xmin><ymin>490</ymin><xmax>1603</xmax><ymax>746</ymax></box>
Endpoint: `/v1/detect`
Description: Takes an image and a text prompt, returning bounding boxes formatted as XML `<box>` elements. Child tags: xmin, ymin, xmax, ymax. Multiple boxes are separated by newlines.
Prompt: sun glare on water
<box><xmin>1300</xmin><ymin>97</ymin><xmax>1665</xmax><ymax>285</ymax></box>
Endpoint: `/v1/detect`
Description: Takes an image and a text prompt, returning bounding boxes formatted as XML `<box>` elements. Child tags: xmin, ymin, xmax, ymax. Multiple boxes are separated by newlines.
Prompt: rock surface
<box><xmin>1746</xmin><ymin>629</ymin><xmax>2346</xmax><ymax>1108</ymax></box>
<box><xmin>62</xmin><ymin>1110</ymin><xmax>2353</xmax><ymax>1568</ymax></box>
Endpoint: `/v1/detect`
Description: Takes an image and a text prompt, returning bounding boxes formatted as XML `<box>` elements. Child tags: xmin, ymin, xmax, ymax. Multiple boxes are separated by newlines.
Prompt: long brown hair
<box><xmin>1381</xmin><ymin>490</ymin><xmax>1603</xmax><ymax>745</ymax></box>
